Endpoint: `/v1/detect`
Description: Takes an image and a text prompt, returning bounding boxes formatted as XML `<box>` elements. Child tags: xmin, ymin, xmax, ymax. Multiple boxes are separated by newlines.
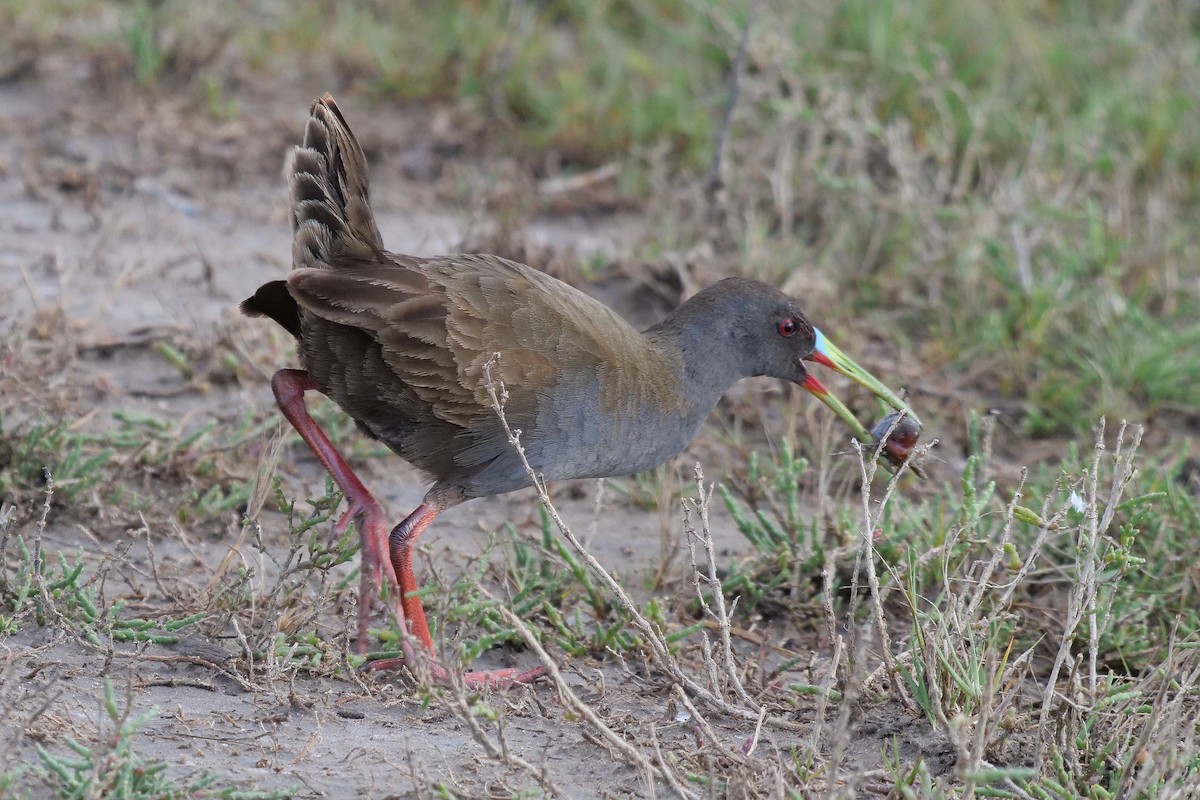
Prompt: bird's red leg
<box><xmin>368</xmin><ymin>502</ymin><xmax>544</xmax><ymax>687</ymax></box>
<box><xmin>274</xmin><ymin>368</ymin><xmax>542</xmax><ymax>686</ymax></box>
<box><xmin>387</xmin><ymin>503</ymin><xmax>438</xmax><ymax>651</ymax></box>
<box><xmin>271</xmin><ymin>369</ymin><xmax>394</xmax><ymax>653</ymax></box>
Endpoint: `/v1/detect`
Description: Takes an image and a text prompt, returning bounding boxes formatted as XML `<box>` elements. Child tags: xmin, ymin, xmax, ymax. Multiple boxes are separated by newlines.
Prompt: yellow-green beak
<box><xmin>800</xmin><ymin>328</ymin><xmax>922</xmax><ymax>452</ymax></box>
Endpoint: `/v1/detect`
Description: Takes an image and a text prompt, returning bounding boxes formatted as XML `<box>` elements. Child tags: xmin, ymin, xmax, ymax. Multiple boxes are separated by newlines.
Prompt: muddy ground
<box><xmin>0</xmin><ymin>69</ymin><xmax>956</xmax><ymax>798</ymax></box>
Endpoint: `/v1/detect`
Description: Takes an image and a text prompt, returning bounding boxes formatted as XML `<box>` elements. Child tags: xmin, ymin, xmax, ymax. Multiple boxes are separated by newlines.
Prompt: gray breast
<box><xmin>456</xmin><ymin>367</ymin><xmax>707</xmax><ymax>497</ymax></box>
<box><xmin>527</xmin><ymin>369</ymin><xmax>703</xmax><ymax>479</ymax></box>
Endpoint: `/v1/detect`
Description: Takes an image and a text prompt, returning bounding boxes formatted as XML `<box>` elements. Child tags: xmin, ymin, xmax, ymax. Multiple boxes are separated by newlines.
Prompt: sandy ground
<box><xmin>0</xmin><ymin>75</ymin><xmax>952</xmax><ymax>798</ymax></box>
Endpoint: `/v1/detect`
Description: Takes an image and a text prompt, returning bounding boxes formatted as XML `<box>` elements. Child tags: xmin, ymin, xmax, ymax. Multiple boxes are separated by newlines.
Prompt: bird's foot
<box><xmin>332</xmin><ymin>499</ymin><xmax>392</xmax><ymax>655</ymax></box>
<box><xmin>363</xmin><ymin>638</ymin><xmax>545</xmax><ymax>688</ymax></box>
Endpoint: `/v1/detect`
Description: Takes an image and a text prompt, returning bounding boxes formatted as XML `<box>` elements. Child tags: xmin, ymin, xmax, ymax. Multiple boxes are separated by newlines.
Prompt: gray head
<box><xmin>647</xmin><ymin>275</ymin><xmax>922</xmax><ymax>461</ymax></box>
<box><xmin>651</xmin><ymin>277</ymin><xmax>819</xmax><ymax>385</ymax></box>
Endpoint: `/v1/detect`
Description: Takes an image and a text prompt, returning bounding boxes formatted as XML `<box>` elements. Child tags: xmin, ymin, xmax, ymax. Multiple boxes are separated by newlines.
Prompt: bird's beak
<box><xmin>800</xmin><ymin>328</ymin><xmax>922</xmax><ymax>445</ymax></box>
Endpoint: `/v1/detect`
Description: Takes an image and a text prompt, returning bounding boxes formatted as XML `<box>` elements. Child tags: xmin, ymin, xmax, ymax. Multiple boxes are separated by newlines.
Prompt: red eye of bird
<box><xmin>778</xmin><ymin>318</ymin><xmax>797</xmax><ymax>336</ymax></box>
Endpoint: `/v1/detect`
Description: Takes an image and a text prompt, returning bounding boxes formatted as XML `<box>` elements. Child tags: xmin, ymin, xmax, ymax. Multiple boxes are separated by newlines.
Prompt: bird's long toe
<box><xmin>362</xmin><ymin>643</ymin><xmax>545</xmax><ymax>688</ymax></box>
<box><xmin>460</xmin><ymin>664</ymin><xmax>547</xmax><ymax>687</ymax></box>
<box><xmin>334</xmin><ymin>502</ymin><xmax>393</xmax><ymax>654</ymax></box>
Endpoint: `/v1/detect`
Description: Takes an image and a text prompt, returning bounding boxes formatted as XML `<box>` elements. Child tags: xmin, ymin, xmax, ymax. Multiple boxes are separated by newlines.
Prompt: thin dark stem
<box><xmin>705</xmin><ymin>0</ymin><xmax>759</xmax><ymax>222</ymax></box>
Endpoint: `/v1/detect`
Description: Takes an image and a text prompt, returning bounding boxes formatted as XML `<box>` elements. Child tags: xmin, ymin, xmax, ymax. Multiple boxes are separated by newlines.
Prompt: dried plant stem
<box><xmin>441</xmin><ymin>675</ymin><xmax>565</xmax><ymax>797</ymax></box>
<box><xmin>123</xmin><ymin>652</ymin><xmax>254</xmax><ymax>691</ymax></box>
<box><xmin>1118</xmin><ymin>635</ymin><xmax>1200</xmax><ymax>798</ymax></box>
<box><xmin>489</xmin><ymin>599</ymin><xmax>680</xmax><ymax>797</ymax></box>
<box><xmin>649</xmin><ymin>724</ymin><xmax>693</xmax><ymax>799</ymax></box>
<box><xmin>964</xmin><ymin>468</ymin><xmax>1027</xmax><ymax>623</ymax></box>
<box><xmin>705</xmin><ymin>0</ymin><xmax>759</xmax><ymax>213</ymax></box>
<box><xmin>32</xmin><ymin>470</ymin><xmax>55</xmax><ymax>614</ymax></box>
<box><xmin>683</xmin><ymin>466</ymin><xmax>754</xmax><ymax>707</ymax></box>
<box><xmin>849</xmin><ymin>438</ymin><xmax>916</xmax><ymax>711</ymax></box>
<box><xmin>1034</xmin><ymin>419</ymin><xmax>1144</xmax><ymax>772</ymax></box>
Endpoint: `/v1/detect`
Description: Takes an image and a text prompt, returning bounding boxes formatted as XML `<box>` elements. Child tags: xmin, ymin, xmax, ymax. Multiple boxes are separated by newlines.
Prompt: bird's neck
<box><xmin>644</xmin><ymin>302</ymin><xmax>750</xmax><ymax>424</ymax></box>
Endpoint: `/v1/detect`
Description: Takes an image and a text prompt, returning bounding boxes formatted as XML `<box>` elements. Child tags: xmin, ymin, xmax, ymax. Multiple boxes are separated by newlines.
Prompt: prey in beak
<box><xmin>801</xmin><ymin>329</ymin><xmax>924</xmax><ymax>475</ymax></box>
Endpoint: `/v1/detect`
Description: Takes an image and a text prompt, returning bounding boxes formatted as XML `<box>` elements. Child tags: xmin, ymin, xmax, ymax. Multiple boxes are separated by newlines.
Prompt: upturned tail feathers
<box><xmin>289</xmin><ymin>94</ymin><xmax>383</xmax><ymax>267</ymax></box>
<box><xmin>241</xmin><ymin>94</ymin><xmax>380</xmax><ymax>334</ymax></box>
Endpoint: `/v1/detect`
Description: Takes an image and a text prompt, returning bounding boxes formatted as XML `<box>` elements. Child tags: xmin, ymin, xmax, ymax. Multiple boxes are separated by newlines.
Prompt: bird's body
<box><xmin>295</xmin><ymin>252</ymin><xmax>705</xmax><ymax>493</ymax></box>
<box><xmin>243</xmin><ymin>95</ymin><xmax>919</xmax><ymax>684</ymax></box>
<box><xmin>267</xmin><ymin>249</ymin><xmax>821</xmax><ymax>496</ymax></box>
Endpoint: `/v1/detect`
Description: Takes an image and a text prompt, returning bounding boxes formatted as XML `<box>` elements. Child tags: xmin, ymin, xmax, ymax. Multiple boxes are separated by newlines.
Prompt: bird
<box><xmin>241</xmin><ymin>94</ymin><xmax>920</xmax><ymax>686</ymax></box>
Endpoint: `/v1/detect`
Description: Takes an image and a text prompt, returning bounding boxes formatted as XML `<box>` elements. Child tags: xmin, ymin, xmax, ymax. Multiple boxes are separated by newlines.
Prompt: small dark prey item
<box><xmin>871</xmin><ymin>411</ymin><xmax>924</xmax><ymax>474</ymax></box>
<box><xmin>242</xmin><ymin>95</ymin><xmax>921</xmax><ymax>686</ymax></box>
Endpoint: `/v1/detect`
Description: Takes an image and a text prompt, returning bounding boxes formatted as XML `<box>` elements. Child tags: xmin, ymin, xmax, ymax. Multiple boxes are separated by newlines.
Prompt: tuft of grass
<box><xmin>409</xmin><ymin>505</ymin><xmax>699</xmax><ymax>666</ymax></box>
<box><xmin>0</xmin><ymin>407</ymin><xmax>273</xmax><ymax>522</ymax></box>
<box><xmin>123</xmin><ymin>0</ymin><xmax>168</xmax><ymax>86</ymax></box>
<box><xmin>229</xmin><ymin>476</ymin><xmax>361</xmax><ymax>673</ymax></box>
<box><xmin>28</xmin><ymin>677</ymin><xmax>293</xmax><ymax>799</ymax></box>
<box><xmin>0</xmin><ymin>414</ymin><xmax>115</xmax><ymax>504</ymax></box>
<box><xmin>716</xmin><ymin>439</ymin><xmax>828</xmax><ymax>614</ymax></box>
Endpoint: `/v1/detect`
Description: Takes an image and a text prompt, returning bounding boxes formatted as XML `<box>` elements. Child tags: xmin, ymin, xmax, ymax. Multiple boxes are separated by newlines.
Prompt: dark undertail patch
<box><xmin>240</xmin><ymin>280</ymin><xmax>302</xmax><ymax>339</ymax></box>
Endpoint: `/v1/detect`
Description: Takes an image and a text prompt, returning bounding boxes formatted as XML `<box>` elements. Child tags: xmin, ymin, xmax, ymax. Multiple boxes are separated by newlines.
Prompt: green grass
<box><xmin>24</xmin><ymin>677</ymin><xmax>292</xmax><ymax>799</ymax></box>
<box><xmin>0</xmin><ymin>407</ymin><xmax>268</xmax><ymax>520</ymax></box>
<box><xmin>714</xmin><ymin>416</ymin><xmax>1200</xmax><ymax>794</ymax></box>
<box><xmin>306</xmin><ymin>0</ymin><xmax>727</xmax><ymax>172</ymax></box>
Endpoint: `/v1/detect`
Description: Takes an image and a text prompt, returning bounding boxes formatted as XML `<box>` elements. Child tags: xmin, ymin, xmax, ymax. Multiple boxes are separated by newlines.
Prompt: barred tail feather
<box><xmin>242</xmin><ymin>94</ymin><xmax>383</xmax><ymax>334</ymax></box>
<box><xmin>289</xmin><ymin>94</ymin><xmax>382</xmax><ymax>269</ymax></box>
